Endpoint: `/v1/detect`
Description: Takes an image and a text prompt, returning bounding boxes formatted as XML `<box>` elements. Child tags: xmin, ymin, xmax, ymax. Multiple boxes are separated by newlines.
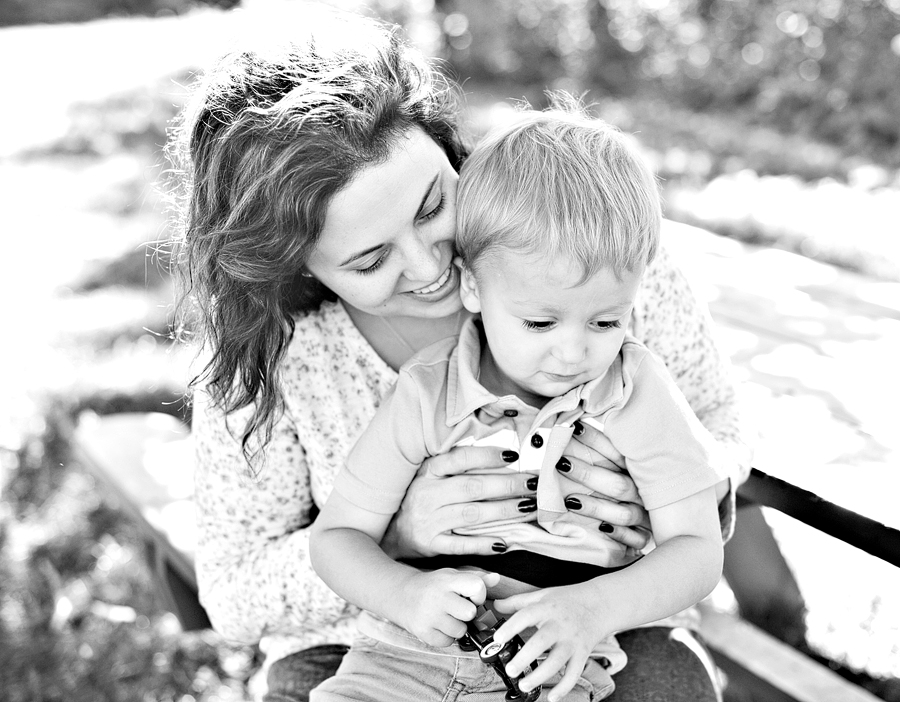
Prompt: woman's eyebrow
<box><xmin>339</xmin><ymin>244</ymin><xmax>383</xmax><ymax>268</ymax></box>
<box><xmin>414</xmin><ymin>173</ymin><xmax>439</xmax><ymax>217</ymax></box>
<box><xmin>338</xmin><ymin>173</ymin><xmax>440</xmax><ymax>267</ymax></box>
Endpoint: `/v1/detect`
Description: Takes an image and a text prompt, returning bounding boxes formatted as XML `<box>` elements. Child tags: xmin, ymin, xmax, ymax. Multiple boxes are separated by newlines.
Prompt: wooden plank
<box><xmin>72</xmin><ymin>412</ymin><xmax>198</xmax><ymax>591</ymax></box>
<box><xmin>663</xmin><ymin>220</ymin><xmax>900</xmax><ymax>529</ymax></box>
<box><xmin>699</xmin><ymin>606</ymin><xmax>883</xmax><ymax>702</ymax></box>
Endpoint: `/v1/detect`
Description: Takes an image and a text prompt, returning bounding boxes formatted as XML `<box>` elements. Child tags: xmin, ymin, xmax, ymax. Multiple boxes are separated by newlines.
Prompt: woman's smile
<box><xmin>407</xmin><ymin>263</ymin><xmax>456</xmax><ymax>297</ymax></box>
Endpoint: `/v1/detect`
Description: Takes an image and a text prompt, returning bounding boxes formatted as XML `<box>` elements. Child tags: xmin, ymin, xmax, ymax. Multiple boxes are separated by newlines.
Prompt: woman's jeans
<box><xmin>263</xmin><ymin>627</ymin><xmax>721</xmax><ymax>702</ymax></box>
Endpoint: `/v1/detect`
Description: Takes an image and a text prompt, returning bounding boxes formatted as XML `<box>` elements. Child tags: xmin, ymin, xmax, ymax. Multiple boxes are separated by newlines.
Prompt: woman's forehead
<box><xmin>312</xmin><ymin>129</ymin><xmax>451</xmax><ymax>260</ymax></box>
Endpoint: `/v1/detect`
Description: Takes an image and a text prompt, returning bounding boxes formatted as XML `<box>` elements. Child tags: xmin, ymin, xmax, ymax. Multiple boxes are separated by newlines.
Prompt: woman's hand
<box><xmin>382</xmin><ymin>446</ymin><xmax>537</xmax><ymax>559</ymax></box>
<box><xmin>560</xmin><ymin>420</ymin><xmax>651</xmax><ymax>551</ymax></box>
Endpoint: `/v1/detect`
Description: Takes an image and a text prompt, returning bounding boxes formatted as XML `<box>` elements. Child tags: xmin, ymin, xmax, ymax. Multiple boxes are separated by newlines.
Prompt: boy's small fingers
<box><xmin>546</xmin><ymin>664</ymin><xmax>581</xmax><ymax>702</ymax></box>
<box><xmin>436</xmin><ymin>614</ymin><xmax>468</xmax><ymax>641</ymax></box>
<box><xmin>446</xmin><ymin>596</ymin><xmax>477</xmax><ymax>623</ymax></box>
<box><xmin>492</xmin><ymin>590</ymin><xmax>539</xmax><ymax>617</ymax></box>
<box><xmin>479</xmin><ymin>571</ymin><xmax>501</xmax><ymax>588</ymax></box>
<box><xmin>453</xmin><ymin>573</ymin><xmax>491</xmax><ymax>604</ymax></box>
<box><xmin>491</xmin><ymin>609</ymin><xmax>534</xmax><ymax>646</ymax></box>
<box><xmin>519</xmin><ymin>650</ymin><xmax>570</xmax><ymax>694</ymax></box>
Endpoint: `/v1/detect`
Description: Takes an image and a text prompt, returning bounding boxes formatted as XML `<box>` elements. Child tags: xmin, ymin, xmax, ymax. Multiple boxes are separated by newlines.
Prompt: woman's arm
<box><xmin>193</xmin><ymin>387</ymin><xmax>355</xmax><ymax>642</ymax></box>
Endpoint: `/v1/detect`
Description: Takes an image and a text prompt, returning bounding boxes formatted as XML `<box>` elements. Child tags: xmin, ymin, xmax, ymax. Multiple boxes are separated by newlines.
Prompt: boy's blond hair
<box><xmin>456</xmin><ymin>97</ymin><xmax>660</xmax><ymax>282</ymax></box>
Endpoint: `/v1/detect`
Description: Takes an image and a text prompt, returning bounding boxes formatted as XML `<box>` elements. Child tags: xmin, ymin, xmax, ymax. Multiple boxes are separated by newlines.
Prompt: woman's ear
<box><xmin>456</xmin><ymin>258</ymin><xmax>482</xmax><ymax>314</ymax></box>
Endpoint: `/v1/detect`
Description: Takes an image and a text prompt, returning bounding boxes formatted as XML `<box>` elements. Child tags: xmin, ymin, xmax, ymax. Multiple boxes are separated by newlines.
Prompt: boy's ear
<box><xmin>456</xmin><ymin>259</ymin><xmax>482</xmax><ymax>314</ymax></box>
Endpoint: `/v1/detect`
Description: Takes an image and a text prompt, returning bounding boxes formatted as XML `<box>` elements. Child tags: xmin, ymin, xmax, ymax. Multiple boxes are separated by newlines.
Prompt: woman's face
<box><xmin>305</xmin><ymin>128</ymin><xmax>463</xmax><ymax>320</ymax></box>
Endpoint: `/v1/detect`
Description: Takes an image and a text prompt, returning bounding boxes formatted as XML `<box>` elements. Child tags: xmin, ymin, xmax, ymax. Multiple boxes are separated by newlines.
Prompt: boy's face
<box><xmin>460</xmin><ymin>251</ymin><xmax>643</xmax><ymax>408</ymax></box>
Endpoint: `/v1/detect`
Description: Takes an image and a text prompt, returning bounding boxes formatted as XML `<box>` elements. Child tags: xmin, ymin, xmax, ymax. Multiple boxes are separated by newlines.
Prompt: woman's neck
<box><xmin>343</xmin><ymin>303</ymin><xmax>468</xmax><ymax>371</ymax></box>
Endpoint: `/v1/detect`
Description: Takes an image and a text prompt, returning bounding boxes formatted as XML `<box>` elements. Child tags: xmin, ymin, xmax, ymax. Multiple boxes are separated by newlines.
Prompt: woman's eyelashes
<box><xmin>419</xmin><ymin>193</ymin><xmax>446</xmax><ymax>222</ymax></box>
<box><xmin>355</xmin><ymin>193</ymin><xmax>446</xmax><ymax>275</ymax></box>
<box><xmin>357</xmin><ymin>250</ymin><xmax>389</xmax><ymax>275</ymax></box>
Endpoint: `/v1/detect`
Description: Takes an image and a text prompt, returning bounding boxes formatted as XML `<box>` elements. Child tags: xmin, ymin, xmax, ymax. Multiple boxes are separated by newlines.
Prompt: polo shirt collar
<box><xmin>445</xmin><ymin>317</ymin><xmax>627</xmax><ymax>425</ymax></box>
<box><xmin>446</xmin><ymin>317</ymin><xmax>500</xmax><ymax>424</ymax></box>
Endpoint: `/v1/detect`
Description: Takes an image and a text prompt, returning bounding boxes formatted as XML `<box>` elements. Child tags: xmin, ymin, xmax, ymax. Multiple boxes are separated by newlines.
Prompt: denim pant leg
<box><xmin>264</xmin><ymin>645</ymin><xmax>349</xmax><ymax>702</ymax></box>
<box><xmin>608</xmin><ymin>627</ymin><xmax>721</xmax><ymax>702</ymax></box>
<box><xmin>310</xmin><ymin>635</ymin><xmax>486</xmax><ymax>702</ymax></box>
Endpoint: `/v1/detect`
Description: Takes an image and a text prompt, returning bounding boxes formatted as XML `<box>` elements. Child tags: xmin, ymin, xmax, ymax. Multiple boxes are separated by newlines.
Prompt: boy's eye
<box><xmin>591</xmin><ymin>319</ymin><xmax>622</xmax><ymax>331</ymax></box>
<box><xmin>522</xmin><ymin>320</ymin><xmax>554</xmax><ymax>331</ymax></box>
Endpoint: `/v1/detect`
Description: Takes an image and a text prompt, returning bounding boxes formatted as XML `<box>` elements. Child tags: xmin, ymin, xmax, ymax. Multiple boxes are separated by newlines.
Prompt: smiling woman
<box><xmin>167</xmin><ymin>6</ymin><xmax>751</xmax><ymax>702</ymax></box>
<box><xmin>304</xmin><ymin>127</ymin><xmax>466</xmax><ymax>370</ymax></box>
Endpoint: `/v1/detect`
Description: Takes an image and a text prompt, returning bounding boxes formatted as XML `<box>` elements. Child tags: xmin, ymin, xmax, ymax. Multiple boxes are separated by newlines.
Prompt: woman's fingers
<box><xmin>568</xmin><ymin>494</ymin><xmax>648</xmax><ymax>529</ymax></box>
<box><xmin>423</xmin><ymin>445</ymin><xmax>517</xmax><ymax>478</ymax></box>
<box><xmin>597</xmin><ymin>523</ymin><xmax>651</xmax><ymax>551</ymax></box>
<box><xmin>558</xmin><ymin>453</ymin><xmax>640</xmax><ymax>503</ymax></box>
<box><xmin>569</xmin><ymin>421</ymin><xmax>625</xmax><ymax>468</ymax></box>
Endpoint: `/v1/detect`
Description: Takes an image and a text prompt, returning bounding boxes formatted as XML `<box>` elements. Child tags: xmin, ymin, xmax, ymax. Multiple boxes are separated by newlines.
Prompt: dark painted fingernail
<box><xmin>564</xmin><ymin>496</ymin><xmax>582</xmax><ymax>510</ymax></box>
<box><xmin>572</xmin><ymin>420</ymin><xmax>585</xmax><ymax>436</ymax></box>
<box><xmin>492</xmin><ymin>542</ymin><xmax>508</xmax><ymax>553</ymax></box>
<box><xmin>599</xmin><ymin>522</ymin><xmax>614</xmax><ymax>533</ymax></box>
<box><xmin>555</xmin><ymin>457</ymin><xmax>571</xmax><ymax>473</ymax></box>
<box><xmin>518</xmin><ymin>498</ymin><xmax>537</xmax><ymax>513</ymax></box>
<box><xmin>526</xmin><ymin>476</ymin><xmax>538</xmax><ymax>491</ymax></box>
<box><xmin>502</xmin><ymin>450</ymin><xmax>519</xmax><ymax>463</ymax></box>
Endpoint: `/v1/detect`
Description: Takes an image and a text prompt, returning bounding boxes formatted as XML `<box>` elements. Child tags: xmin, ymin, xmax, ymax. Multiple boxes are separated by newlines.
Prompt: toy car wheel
<box><xmin>479</xmin><ymin>640</ymin><xmax>505</xmax><ymax>663</ymax></box>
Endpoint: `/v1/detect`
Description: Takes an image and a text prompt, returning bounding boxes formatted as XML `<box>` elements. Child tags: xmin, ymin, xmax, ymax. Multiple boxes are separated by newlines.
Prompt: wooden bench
<box><xmin>72</xmin><ymin>410</ymin><xmax>210</xmax><ymax>631</ymax></box>
<box><xmin>70</xmin><ymin>223</ymin><xmax>900</xmax><ymax>701</ymax></box>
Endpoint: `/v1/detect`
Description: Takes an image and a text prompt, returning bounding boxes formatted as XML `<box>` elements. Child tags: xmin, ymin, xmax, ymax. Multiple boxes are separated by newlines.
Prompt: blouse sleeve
<box><xmin>193</xmin><ymin>386</ymin><xmax>357</xmax><ymax>643</ymax></box>
<box><xmin>633</xmin><ymin>239</ymin><xmax>755</xmax><ymax>535</ymax></box>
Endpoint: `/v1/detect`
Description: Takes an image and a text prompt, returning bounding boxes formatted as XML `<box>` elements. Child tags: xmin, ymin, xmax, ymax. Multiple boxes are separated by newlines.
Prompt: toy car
<box><xmin>458</xmin><ymin>608</ymin><xmax>541</xmax><ymax>701</ymax></box>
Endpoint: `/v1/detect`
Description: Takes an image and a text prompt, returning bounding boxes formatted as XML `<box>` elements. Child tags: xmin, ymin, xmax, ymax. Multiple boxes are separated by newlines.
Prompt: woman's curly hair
<box><xmin>167</xmin><ymin>9</ymin><xmax>466</xmax><ymax>465</ymax></box>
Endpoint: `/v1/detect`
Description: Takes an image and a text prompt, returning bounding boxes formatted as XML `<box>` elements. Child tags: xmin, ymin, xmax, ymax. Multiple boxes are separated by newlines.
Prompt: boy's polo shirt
<box><xmin>333</xmin><ymin>318</ymin><xmax>726</xmax><ymax>568</ymax></box>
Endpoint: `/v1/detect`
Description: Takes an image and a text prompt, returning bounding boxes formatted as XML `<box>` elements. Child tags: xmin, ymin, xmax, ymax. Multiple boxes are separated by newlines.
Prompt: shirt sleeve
<box><xmin>634</xmin><ymin>239</ymin><xmax>754</xmax><ymax>488</ymax></box>
<box><xmin>604</xmin><ymin>350</ymin><xmax>730</xmax><ymax>511</ymax></box>
<box><xmin>333</xmin><ymin>369</ymin><xmax>431</xmax><ymax>515</ymax></box>
<box><xmin>192</xmin><ymin>386</ymin><xmax>357</xmax><ymax>643</ymax></box>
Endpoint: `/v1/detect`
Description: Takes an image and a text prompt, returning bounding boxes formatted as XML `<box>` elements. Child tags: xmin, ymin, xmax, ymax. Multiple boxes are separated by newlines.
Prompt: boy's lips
<box><xmin>542</xmin><ymin>371</ymin><xmax>583</xmax><ymax>382</ymax></box>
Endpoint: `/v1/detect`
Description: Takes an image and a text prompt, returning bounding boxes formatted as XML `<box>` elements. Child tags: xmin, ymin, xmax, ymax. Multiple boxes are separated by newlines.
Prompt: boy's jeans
<box><xmin>309</xmin><ymin>611</ymin><xmax>617</xmax><ymax>702</ymax></box>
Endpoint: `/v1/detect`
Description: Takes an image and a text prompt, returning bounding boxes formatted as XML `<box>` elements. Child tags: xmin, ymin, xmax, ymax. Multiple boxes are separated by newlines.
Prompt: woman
<box><xmin>169</xmin><ymin>7</ymin><xmax>750</xmax><ymax>701</ymax></box>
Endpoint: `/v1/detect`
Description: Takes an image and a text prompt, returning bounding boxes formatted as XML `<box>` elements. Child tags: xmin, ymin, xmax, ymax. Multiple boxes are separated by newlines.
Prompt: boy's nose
<box><xmin>552</xmin><ymin>337</ymin><xmax>587</xmax><ymax>367</ymax></box>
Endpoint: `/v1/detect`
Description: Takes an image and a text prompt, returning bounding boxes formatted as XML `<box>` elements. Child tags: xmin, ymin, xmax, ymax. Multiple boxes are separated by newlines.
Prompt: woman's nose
<box><xmin>403</xmin><ymin>234</ymin><xmax>443</xmax><ymax>283</ymax></box>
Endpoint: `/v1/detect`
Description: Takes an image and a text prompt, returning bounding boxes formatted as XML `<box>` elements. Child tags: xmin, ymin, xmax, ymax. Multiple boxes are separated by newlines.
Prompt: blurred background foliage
<box><xmin>4</xmin><ymin>0</ymin><xmax>899</xmax><ymax>169</ymax></box>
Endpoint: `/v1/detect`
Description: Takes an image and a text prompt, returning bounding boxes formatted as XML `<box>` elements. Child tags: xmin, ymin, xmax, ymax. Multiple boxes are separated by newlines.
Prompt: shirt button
<box><xmin>503</xmin><ymin>409</ymin><xmax>518</xmax><ymax>417</ymax></box>
<box><xmin>530</xmin><ymin>434</ymin><xmax>543</xmax><ymax>448</ymax></box>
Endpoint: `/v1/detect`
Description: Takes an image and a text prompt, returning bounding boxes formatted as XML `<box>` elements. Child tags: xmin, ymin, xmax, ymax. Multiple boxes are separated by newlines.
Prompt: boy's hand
<box><xmin>399</xmin><ymin>569</ymin><xmax>499</xmax><ymax>648</ymax></box>
<box><xmin>491</xmin><ymin>584</ymin><xmax>605</xmax><ymax>702</ymax></box>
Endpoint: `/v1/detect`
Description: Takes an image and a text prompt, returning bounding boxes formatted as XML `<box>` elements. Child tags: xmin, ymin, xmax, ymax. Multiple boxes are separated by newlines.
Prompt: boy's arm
<box><xmin>309</xmin><ymin>369</ymin><xmax>498</xmax><ymax>647</ymax></box>
<box><xmin>492</xmin><ymin>485</ymin><xmax>723</xmax><ymax>701</ymax></box>
<box><xmin>310</xmin><ymin>491</ymin><xmax>495</xmax><ymax>647</ymax></box>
